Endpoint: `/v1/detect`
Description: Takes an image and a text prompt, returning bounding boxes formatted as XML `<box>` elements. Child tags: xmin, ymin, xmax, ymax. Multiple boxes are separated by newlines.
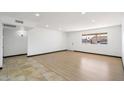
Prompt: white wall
<box><xmin>3</xmin><ymin>27</ymin><xmax>27</xmax><ymax>57</ymax></box>
<box><xmin>122</xmin><ymin>20</ymin><xmax>124</xmax><ymax>65</ymax></box>
<box><xmin>0</xmin><ymin>22</ymin><xmax>3</xmax><ymax>67</ymax></box>
<box><xmin>67</xmin><ymin>25</ymin><xmax>122</xmax><ymax>57</ymax></box>
<box><xmin>28</xmin><ymin>27</ymin><xmax>67</xmax><ymax>56</ymax></box>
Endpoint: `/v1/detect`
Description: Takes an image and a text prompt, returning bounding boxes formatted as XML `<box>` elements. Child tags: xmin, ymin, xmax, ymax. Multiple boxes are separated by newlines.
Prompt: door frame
<box><xmin>0</xmin><ymin>21</ymin><xmax>3</xmax><ymax>68</ymax></box>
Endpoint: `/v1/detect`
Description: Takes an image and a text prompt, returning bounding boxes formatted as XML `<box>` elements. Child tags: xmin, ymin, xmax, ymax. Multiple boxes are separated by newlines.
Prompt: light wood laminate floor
<box><xmin>0</xmin><ymin>51</ymin><xmax>124</xmax><ymax>81</ymax></box>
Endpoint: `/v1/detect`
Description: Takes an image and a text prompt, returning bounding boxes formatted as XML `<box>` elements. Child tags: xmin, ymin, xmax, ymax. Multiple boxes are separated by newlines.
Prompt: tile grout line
<box><xmin>32</xmin><ymin>58</ymin><xmax>69</xmax><ymax>81</ymax></box>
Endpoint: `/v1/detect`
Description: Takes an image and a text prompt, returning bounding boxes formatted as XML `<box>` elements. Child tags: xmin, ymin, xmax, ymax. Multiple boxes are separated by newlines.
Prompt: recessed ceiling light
<box><xmin>91</xmin><ymin>19</ymin><xmax>95</xmax><ymax>23</ymax></box>
<box><xmin>35</xmin><ymin>13</ymin><xmax>40</xmax><ymax>16</ymax></box>
<box><xmin>45</xmin><ymin>25</ymin><xmax>49</xmax><ymax>27</ymax></box>
<box><xmin>81</xmin><ymin>12</ymin><xmax>86</xmax><ymax>15</ymax></box>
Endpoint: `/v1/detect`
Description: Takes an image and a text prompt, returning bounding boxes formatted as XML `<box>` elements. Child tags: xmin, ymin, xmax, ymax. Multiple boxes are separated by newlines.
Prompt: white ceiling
<box><xmin>0</xmin><ymin>12</ymin><xmax>124</xmax><ymax>32</ymax></box>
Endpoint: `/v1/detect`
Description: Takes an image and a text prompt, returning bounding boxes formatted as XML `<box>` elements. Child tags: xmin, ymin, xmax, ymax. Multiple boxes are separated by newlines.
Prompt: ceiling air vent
<box><xmin>15</xmin><ymin>20</ymin><xmax>24</xmax><ymax>24</ymax></box>
<box><xmin>3</xmin><ymin>24</ymin><xmax>16</xmax><ymax>28</ymax></box>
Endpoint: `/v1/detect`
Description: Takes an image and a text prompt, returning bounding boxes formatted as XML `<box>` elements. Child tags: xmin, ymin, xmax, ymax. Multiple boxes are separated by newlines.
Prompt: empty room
<box><xmin>0</xmin><ymin>12</ymin><xmax>124</xmax><ymax>81</ymax></box>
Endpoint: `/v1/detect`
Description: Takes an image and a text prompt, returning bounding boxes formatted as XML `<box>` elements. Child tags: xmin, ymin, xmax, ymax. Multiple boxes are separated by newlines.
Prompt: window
<box><xmin>82</xmin><ymin>33</ymin><xmax>108</xmax><ymax>44</ymax></box>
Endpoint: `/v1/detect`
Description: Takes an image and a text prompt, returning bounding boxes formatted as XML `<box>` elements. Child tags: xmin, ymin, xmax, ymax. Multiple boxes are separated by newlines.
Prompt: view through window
<box><xmin>82</xmin><ymin>33</ymin><xmax>108</xmax><ymax>44</ymax></box>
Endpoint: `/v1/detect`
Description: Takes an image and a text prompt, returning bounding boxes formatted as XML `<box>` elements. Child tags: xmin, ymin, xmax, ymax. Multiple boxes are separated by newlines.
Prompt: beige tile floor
<box><xmin>1</xmin><ymin>55</ymin><xmax>65</xmax><ymax>81</ymax></box>
<box><xmin>0</xmin><ymin>51</ymin><xmax>124</xmax><ymax>81</ymax></box>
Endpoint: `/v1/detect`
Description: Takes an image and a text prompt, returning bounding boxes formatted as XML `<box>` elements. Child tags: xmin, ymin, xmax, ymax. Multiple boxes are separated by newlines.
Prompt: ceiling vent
<box><xmin>15</xmin><ymin>20</ymin><xmax>24</xmax><ymax>24</ymax></box>
<box><xmin>3</xmin><ymin>24</ymin><xmax>16</xmax><ymax>28</ymax></box>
